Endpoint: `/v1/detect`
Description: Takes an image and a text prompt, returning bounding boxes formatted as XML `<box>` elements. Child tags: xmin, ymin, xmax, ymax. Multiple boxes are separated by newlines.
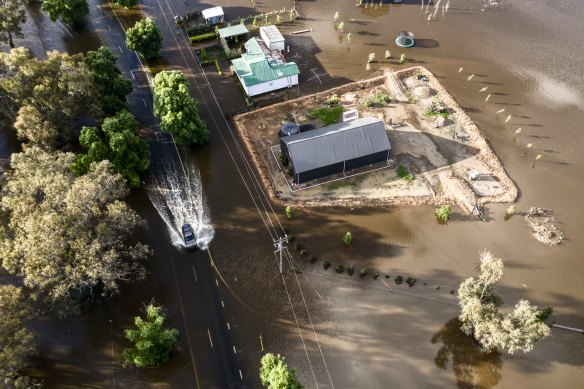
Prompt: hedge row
<box><xmin>190</xmin><ymin>32</ymin><xmax>217</xmax><ymax>44</ymax></box>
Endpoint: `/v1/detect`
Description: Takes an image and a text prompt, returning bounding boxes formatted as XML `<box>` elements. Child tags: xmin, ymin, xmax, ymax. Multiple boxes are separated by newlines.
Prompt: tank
<box><xmin>395</xmin><ymin>31</ymin><xmax>415</xmax><ymax>48</ymax></box>
<box><xmin>279</xmin><ymin>122</ymin><xmax>300</xmax><ymax>137</ymax></box>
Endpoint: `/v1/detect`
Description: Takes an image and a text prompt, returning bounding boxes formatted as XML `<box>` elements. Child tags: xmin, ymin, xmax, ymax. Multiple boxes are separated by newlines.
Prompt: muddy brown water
<box><xmin>3</xmin><ymin>0</ymin><xmax>583</xmax><ymax>388</ymax></box>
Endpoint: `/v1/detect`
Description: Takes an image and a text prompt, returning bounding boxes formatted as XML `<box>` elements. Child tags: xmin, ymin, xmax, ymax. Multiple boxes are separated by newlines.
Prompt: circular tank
<box><xmin>395</xmin><ymin>31</ymin><xmax>415</xmax><ymax>48</ymax></box>
<box><xmin>280</xmin><ymin>122</ymin><xmax>300</xmax><ymax>137</ymax></box>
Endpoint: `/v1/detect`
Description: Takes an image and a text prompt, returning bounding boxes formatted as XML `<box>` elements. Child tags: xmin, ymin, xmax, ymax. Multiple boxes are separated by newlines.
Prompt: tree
<box><xmin>13</xmin><ymin>105</ymin><xmax>59</xmax><ymax>150</ymax></box>
<box><xmin>0</xmin><ymin>48</ymin><xmax>101</xmax><ymax>145</ymax></box>
<box><xmin>122</xmin><ymin>304</ymin><xmax>179</xmax><ymax>368</ymax></box>
<box><xmin>153</xmin><ymin>70</ymin><xmax>208</xmax><ymax>145</ymax></box>
<box><xmin>435</xmin><ymin>205</ymin><xmax>452</xmax><ymax>221</ymax></box>
<box><xmin>0</xmin><ymin>148</ymin><xmax>150</xmax><ymax>316</ymax></box>
<box><xmin>111</xmin><ymin>0</ymin><xmax>139</xmax><ymax>8</ymax></box>
<box><xmin>0</xmin><ymin>285</ymin><xmax>38</xmax><ymax>386</ymax></box>
<box><xmin>71</xmin><ymin>110</ymin><xmax>150</xmax><ymax>188</ymax></box>
<box><xmin>458</xmin><ymin>251</ymin><xmax>551</xmax><ymax>354</ymax></box>
<box><xmin>85</xmin><ymin>47</ymin><xmax>133</xmax><ymax>115</ymax></box>
<box><xmin>0</xmin><ymin>0</ymin><xmax>26</xmax><ymax>48</ymax></box>
<box><xmin>259</xmin><ymin>353</ymin><xmax>303</xmax><ymax>389</ymax></box>
<box><xmin>343</xmin><ymin>231</ymin><xmax>352</xmax><ymax>245</ymax></box>
<box><xmin>126</xmin><ymin>18</ymin><xmax>163</xmax><ymax>59</ymax></box>
<box><xmin>41</xmin><ymin>0</ymin><xmax>89</xmax><ymax>27</ymax></box>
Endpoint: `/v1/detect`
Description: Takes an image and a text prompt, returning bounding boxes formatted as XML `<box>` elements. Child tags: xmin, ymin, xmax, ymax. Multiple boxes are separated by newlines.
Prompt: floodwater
<box><xmin>4</xmin><ymin>0</ymin><xmax>583</xmax><ymax>388</ymax></box>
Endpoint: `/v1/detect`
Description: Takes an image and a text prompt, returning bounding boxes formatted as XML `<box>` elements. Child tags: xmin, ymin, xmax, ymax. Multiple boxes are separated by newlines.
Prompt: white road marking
<box><xmin>142</xmin><ymin>98</ymin><xmax>148</xmax><ymax>107</ymax></box>
<box><xmin>108</xmin><ymin>25</ymin><xmax>111</xmax><ymax>31</ymax></box>
<box><xmin>130</xmin><ymin>71</ymin><xmax>136</xmax><ymax>80</ymax></box>
<box><xmin>220</xmin><ymin>300</ymin><xmax>224</xmax><ymax>308</ymax></box>
<box><xmin>207</xmin><ymin>329</ymin><xmax>213</xmax><ymax>348</ymax></box>
<box><xmin>227</xmin><ymin>322</ymin><xmax>230</xmax><ymax>330</ymax></box>
<box><xmin>215</xmin><ymin>278</ymin><xmax>219</xmax><ymax>287</ymax></box>
<box><xmin>192</xmin><ymin>266</ymin><xmax>198</xmax><ymax>282</ymax></box>
<box><xmin>239</xmin><ymin>370</ymin><xmax>243</xmax><ymax>380</ymax></box>
<box><xmin>233</xmin><ymin>346</ymin><xmax>237</xmax><ymax>354</ymax></box>
<box><xmin>118</xmin><ymin>46</ymin><xmax>123</xmax><ymax>53</ymax></box>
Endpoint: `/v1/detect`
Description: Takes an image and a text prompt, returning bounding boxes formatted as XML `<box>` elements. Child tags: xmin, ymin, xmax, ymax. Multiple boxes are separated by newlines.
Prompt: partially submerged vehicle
<box><xmin>182</xmin><ymin>223</ymin><xmax>197</xmax><ymax>250</ymax></box>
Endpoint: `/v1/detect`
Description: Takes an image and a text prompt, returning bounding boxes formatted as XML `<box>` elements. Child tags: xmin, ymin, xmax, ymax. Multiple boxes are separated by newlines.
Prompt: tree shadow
<box><xmin>432</xmin><ymin>318</ymin><xmax>503</xmax><ymax>389</ymax></box>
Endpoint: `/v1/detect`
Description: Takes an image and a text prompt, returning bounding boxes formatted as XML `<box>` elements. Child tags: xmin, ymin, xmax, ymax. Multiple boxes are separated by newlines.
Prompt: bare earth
<box><xmin>233</xmin><ymin>67</ymin><xmax>518</xmax><ymax>211</ymax></box>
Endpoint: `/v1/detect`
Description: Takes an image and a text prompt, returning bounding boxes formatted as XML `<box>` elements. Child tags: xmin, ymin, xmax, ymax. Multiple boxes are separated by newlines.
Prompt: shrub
<box><xmin>362</xmin><ymin>97</ymin><xmax>374</xmax><ymax>108</ymax></box>
<box><xmin>299</xmin><ymin>249</ymin><xmax>308</xmax><ymax>257</ymax></box>
<box><xmin>359</xmin><ymin>268</ymin><xmax>367</xmax><ymax>278</ymax></box>
<box><xmin>374</xmin><ymin>92</ymin><xmax>391</xmax><ymax>105</ymax></box>
<box><xmin>285</xmin><ymin>205</ymin><xmax>292</xmax><ymax>219</ymax></box>
<box><xmin>199</xmin><ymin>48</ymin><xmax>210</xmax><ymax>62</ymax></box>
<box><xmin>292</xmin><ymin>264</ymin><xmax>301</xmax><ymax>274</ymax></box>
<box><xmin>435</xmin><ymin>205</ymin><xmax>452</xmax><ymax>222</ymax></box>
<box><xmin>308</xmin><ymin>105</ymin><xmax>343</xmax><ymax>125</ymax></box>
<box><xmin>373</xmin><ymin>271</ymin><xmax>380</xmax><ymax>280</ymax></box>
<box><xmin>280</xmin><ymin>153</ymin><xmax>289</xmax><ymax>166</ymax></box>
<box><xmin>326</xmin><ymin>93</ymin><xmax>340</xmax><ymax>105</ymax></box>
<box><xmin>323</xmin><ymin>261</ymin><xmax>331</xmax><ymax>270</ymax></box>
<box><xmin>186</xmin><ymin>24</ymin><xmax>214</xmax><ymax>36</ymax></box>
<box><xmin>395</xmin><ymin>275</ymin><xmax>403</xmax><ymax>285</ymax></box>
<box><xmin>343</xmin><ymin>232</ymin><xmax>352</xmax><ymax>245</ymax></box>
<box><xmin>406</xmin><ymin>277</ymin><xmax>416</xmax><ymax>287</ymax></box>
<box><xmin>293</xmin><ymin>242</ymin><xmax>301</xmax><ymax>252</ymax></box>
<box><xmin>396</xmin><ymin>164</ymin><xmax>414</xmax><ymax>182</ymax></box>
<box><xmin>335</xmin><ymin>264</ymin><xmax>344</xmax><ymax>273</ymax></box>
<box><xmin>347</xmin><ymin>264</ymin><xmax>354</xmax><ymax>276</ymax></box>
<box><xmin>385</xmin><ymin>274</ymin><xmax>390</xmax><ymax>279</ymax></box>
<box><xmin>309</xmin><ymin>255</ymin><xmax>317</xmax><ymax>263</ymax></box>
<box><xmin>189</xmin><ymin>32</ymin><xmax>217</xmax><ymax>44</ymax></box>
<box><xmin>214</xmin><ymin>60</ymin><xmax>223</xmax><ymax>77</ymax></box>
<box><xmin>506</xmin><ymin>205</ymin><xmax>517</xmax><ymax>216</ymax></box>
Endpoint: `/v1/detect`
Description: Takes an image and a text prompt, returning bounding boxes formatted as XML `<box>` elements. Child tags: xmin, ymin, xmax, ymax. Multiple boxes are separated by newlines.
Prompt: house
<box><xmin>280</xmin><ymin>117</ymin><xmax>391</xmax><ymax>184</ymax></box>
<box><xmin>202</xmin><ymin>6</ymin><xmax>224</xmax><ymax>25</ymax></box>
<box><xmin>260</xmin><ymin>25</ymin><xmax>285</xmax><ymax>51</ymax></box>
<box><xmin>231</xmin><ymin>37</ymin><xmax>299</xmax><ymax>97</ymax></box>
<box><xmin>218</xmin><ymin>24</ymin><xmax>249</xmax><ymax>41</ymax></box>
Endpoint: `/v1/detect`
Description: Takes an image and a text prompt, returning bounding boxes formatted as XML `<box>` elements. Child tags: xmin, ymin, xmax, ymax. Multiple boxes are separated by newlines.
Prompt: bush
<box><xmin>406</xmin><ymin>277</ymin><xmax>416</xmax><ymax>287</ymax></box>
<box><xmin>299</xmin><ymin>249</ymin><xmax>308</xmax><ymax>257</ymax></box>
<box><xmin>293</xmin><ymin>243</ymin><xmax>302</xmax><ymax>252</ymax></box>
<box><xmin>214</xmin><ymin>60</ymin><xmax>223</xmax><ymax>77</ymax></box>
<box><xmin>335</xmin><ymin>264</ymin><xmax>344</xmax><ymax>273</ymax></box>
<box><xmin>395</xmin><ymin>275</ymin><xmax>403</xmax><ymax>285</ymax></box>
<box><xmin>326</xmin><ymin>93</ymin><xmax>340</xmax><ymax>105</ymax></box>
<box><xmin>280</xmin><ymin>153</ymin><xmax>289</xmax><ymax>166</ymax></box>
<box><xmin>343</xmin><ymin>232</ymin><xmax>352</xmax><ymax>245</ymax></box>
<box><xmin>308</xmin><ymin>105</ymin><xmax>343</xmax><ymax>125</ymax></box>
<box><xmin>323</xmin><ymin>261</ymin><xmax>331</xmax><ymax>270</ymax></box>
<box><xmin>373</xmin><ymin>271</ymin><xmax>380</xmax><ymax>280</ymax></box>
<box><xmin>347</xmin><ymin>264</ymin><xmax>354</xmax><ymax>276</ymax></box>
<box><xmin>385</xmin><ymin>274</ymin><xmax>390</xmax><ymax>279</ymax></box>
<box><xmin>292</xmin><ymin>264</ymin><xmax>301</xmax><ymax>274</ymax></box>
<box><xmin>309</xmin><ymin>255</ymin><xmax>317</xmax><ymax>263</ymax></box>
<box><xmin>396</xmin><ymin>164</ymin><xmax>414</xmax><ymax>182</ymax></box>
<box><xmin>435</xmin><ymin>205</ymin><xmax>452</xmax><ymax>222</ymax></box>
<box><xmin>362</xmin><ymin>97</ymin><xmax>374</xmax><ymax>108</ymax></box>
<box><xmin>189</xmin><ymin>32</ymin><xmax>217</xmax><ymax>44</ymax></box>
<box><xmin>186</xmin><ymin>24</ymin><xmax>214</xmax><ymax>35</ymax></box>
<box><xmin>374</xmin><ymin>92</ymin><xmax>391</xmax><ymax>105</ymax></box>
<box><xmin>359</xmin><ymin>268</ymin><xmax>367</xmax><ymax>278</ymax></box>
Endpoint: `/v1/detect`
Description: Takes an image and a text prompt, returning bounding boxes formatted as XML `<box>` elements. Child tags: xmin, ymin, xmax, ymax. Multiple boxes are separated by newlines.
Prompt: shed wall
<box><xmin>246</xmin><ymin>74</ymin><xmax>298</xmax><ymax>97</ymax></box>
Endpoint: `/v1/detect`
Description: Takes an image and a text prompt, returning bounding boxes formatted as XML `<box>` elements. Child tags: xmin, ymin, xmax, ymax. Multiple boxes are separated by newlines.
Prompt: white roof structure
<box><xmin>260</xmin><ymin>25</ymin><xmax>284</xmax><ymax>43</ymax></box>
<box><xmin>202</xmin><ymin>6</ymin><xmax>224</xmax><ymax>19</ymax></box>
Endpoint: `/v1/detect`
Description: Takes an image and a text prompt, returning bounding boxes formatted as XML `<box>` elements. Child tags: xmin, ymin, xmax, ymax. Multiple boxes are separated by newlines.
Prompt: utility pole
<box><xmin>273</xmin><ymin>236</ymin><xmax>288</xmax><ymax>273</ymax></box>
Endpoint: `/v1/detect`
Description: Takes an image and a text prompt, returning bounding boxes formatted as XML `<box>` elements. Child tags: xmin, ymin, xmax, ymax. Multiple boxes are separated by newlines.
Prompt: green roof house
<box><xmin>231</xmin><ymin>37</ymin><xmax>299</xmax><ymax>97</ymax></box>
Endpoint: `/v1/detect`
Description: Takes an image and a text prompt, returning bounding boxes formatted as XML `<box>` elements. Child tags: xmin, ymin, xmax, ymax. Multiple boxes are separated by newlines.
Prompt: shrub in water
<box><xmin>435</xmin><ymin>205</ymin><xmax>452</xmax><ymax>222</ymax></box>
<box><xmin>335</xmin><ymin>264</ymin><xmax>344</xmax><ymax>273</ymax></box>
<box><xmin>385</xmin><ymin>274</ymin><xmax>390</xmax><ymax>279</ymax></box>
<box><xmin>359</xmin><ymin>268</ymin><xmax>367</xmax><ymax>278</ymax></box>
<box><xmin>373</xmin><ymin>271</ymin><xmax>380</xmax><ymax>280</ymax></box>
<box><xmin>343</xmin><ymin>232</ymin><xmax>352</xmax><ymax>245</ymax></box>
<box><xmin>285</xmin><ymin>205</ymin><xmax>292</xmax><ymax>219</ymax></box>
<box><xmin>406</xmin><ymin>277</ymin><xmax>416</xmax><ymax>287</ymax></box>
<box><xmin>299</xmin><ymin>249</ymin><xmax>308</xmax><ymax>256</ymax></box>
<box><xmin>323</xmin><ymin>261</ymin><xmax>331</xmax><ymax>270</ymax></box>
<box><xmin>395</xmin><ymin>275</ymin><xmax>403</xmax><ymax>285</ymax></box>
<box><xmin>347</xmin><ymin>264</ymin><xmax>354</xmax><ymax>276</ymax></box>
<box><xmin>309</xmin><ymin>255</ymin><xmax>317</xmax><ymax>263</ymax></box>
<box><xmin>293</xmin><ymin>243</ymin><xmax>301</xmax><ymax>252</ymax></box>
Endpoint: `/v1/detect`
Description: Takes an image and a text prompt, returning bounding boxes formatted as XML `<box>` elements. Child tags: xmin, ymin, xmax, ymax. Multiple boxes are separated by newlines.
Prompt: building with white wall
<box><xmin>260</xmin><ymin>25</ymin><xmax>285</xmax><ymax>51</ymax></box>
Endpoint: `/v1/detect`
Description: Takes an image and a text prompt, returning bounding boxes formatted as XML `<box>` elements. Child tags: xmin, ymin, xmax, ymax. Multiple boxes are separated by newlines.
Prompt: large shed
<box><xmin>280</xmin><ymin>117</ymin><xmax>391</xmax><ymax>184</ymax></box>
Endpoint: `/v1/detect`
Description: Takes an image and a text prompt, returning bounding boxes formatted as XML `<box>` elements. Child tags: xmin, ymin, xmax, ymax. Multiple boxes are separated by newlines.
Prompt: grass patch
<box><xmin>424</xmin><ymin>108</ymin><xmax>449</xmax><ymax>118</ymax></box>
<box><xmin>396</xmin><ymin>164</ymin><xmax>414</xmax><ymax>182</ymax></box>
<box><xmin>326</xmin><ymin>179</ymin><xmax>358</xmax><ymax>191</ymax></box>
<box><xmin>308</xmin><ymin>105</ymin><xmax>343</xmax><ymax>125</ymax></box>
<box><xmin>190</xmin><ymin>32</ymin><xmax>217</xmax><ymax>44</ymax></box>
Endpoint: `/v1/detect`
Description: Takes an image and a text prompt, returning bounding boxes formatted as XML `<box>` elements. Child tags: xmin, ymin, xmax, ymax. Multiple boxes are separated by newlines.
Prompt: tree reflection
<box><xmin>431</xmin><ymin>318</ymin><xmax>502</xmax><ymax>389</ymax></box>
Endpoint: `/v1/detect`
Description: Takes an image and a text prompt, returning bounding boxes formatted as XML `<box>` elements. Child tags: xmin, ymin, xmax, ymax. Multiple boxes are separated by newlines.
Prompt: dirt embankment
<box><xmin>233</xmin><ymin>67</ymin><xmax>518</xmax><ymax>209</ymax></box>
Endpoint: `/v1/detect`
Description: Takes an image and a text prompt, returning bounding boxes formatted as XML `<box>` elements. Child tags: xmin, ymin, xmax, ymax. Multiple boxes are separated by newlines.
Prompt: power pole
<box><xmin>273</xmin><ymin>236</ymin><xmax>288</xmax><ymax>273</ymax></box>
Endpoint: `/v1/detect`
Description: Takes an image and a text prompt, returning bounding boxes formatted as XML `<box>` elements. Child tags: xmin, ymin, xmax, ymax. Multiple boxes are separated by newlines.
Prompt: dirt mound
<box><xmin>524</xmin><ymin>207</ymin><xmax>564</xmax><ymax>245</ymax></box>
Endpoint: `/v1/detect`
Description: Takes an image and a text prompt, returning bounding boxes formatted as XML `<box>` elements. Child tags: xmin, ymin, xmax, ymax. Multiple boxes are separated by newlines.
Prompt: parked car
<box><xmin>182</xmin><ymin>223</ymin><xmax>197</xmax><ymax>250</ymax></box>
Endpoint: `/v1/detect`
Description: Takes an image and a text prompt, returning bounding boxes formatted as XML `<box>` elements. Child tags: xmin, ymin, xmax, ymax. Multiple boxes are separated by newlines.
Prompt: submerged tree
<box><xmin>0</xmin><ymin>285</ymin><xmax>39</xmax><ymax>387</ymax></box>
<box><xmin>0</xmin><ymin>148</ymin><xmax>150</xmax><ymax>316</ymax></box>
<box><xmin>153</xmin><ymin>70</ymin><xmax>208</xmax><ymax>145</ymax></box>
<box><xmin>42</xmin><ymin>0</ymin><xmax>89</xmax><ymax>26</ymax></box>
<box><xmin>0</xmin><ymin>0</ymin><xmax>26</xmax><ymax>48</ymax></box>
<box><xmin>71</xmin><ymin>110</ymin><xmax>150</xmax><ymax>188</ymax></box>
<box><xmin>259</xmin><ymin>353</ymin><xmax>303</xmax><ymax>389</ymax></box>
<box><xmin>126</xmin><ymin>18</ymin><xmax>163</xmax><ymax>59</ymax></box>
<box><xmin>122</xmin><ymin>304</ymin><xmax>179</xmax><ymax>368</ymax></box>
<box><xmin>458</xmin><ymin>251</ymin><xmax>551</xmax><ymax>354</ymax></box>
<box><xmin>111</xmin><ymin>0</ymin><xmax>139</xmax><ymax>9</ymax></box>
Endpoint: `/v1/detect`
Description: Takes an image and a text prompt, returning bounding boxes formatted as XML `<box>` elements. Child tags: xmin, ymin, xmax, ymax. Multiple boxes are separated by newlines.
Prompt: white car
<box><xmin>182</xmin><ymin>223</ymin><xmax>197</xmax><ymax>250</ymax></box>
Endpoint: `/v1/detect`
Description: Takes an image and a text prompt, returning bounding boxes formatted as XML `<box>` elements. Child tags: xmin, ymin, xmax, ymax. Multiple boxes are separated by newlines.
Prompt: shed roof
<box><xmin>281</xmin><ymin>117</ymin><xmax>390</xmax><ymax>174</ymax></box>
<box><xmin>260</xmin><ymin>25</ymin><xmax>285</xmax><ymax>43</ymax></box>
<box><xmin>202</xmin><ymin>6</ymin><xmax>224</xmax><ymax>19</ymax></box>
<box><xmin>218</xmin><ymin>24</ymin><xmax>249</xmax><ymax>39</ymax></box>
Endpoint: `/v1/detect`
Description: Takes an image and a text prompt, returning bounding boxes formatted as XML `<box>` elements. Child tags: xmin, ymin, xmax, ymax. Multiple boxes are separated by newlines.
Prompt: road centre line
<box><xmin>192</xmin><ymin>266</ymin><xmax>198</xmax><ymax>282</ymax></box>
<box><xmin>207</xmin><ymin>329</ymin><xmax>213</xmax><ymax>348</ymax></box>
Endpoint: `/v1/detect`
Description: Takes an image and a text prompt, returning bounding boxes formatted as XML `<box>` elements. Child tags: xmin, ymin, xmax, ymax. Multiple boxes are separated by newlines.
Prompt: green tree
<box><xmin>85</xmin><ymin>46</ymin><xmax>133</xmax><ymax>115</ymax></box>
<box><xmin>458</xmin><ymin>251</ymin><xmax>551</xmax><ymax>354</ymax></box>
<box><xmin>122</xmin><ymin>304</ymin><xmax>179</xmax><ymax>368</ymax></box>
<box><xmin>153</xmin><ymin>70</ymin><xmax>208</xmax><ymax>144</ymax></box>
<box><xmin>0</xmin><ymin>148</ymin><xmax>150</xmax><ymax>316</ymax></box>
<box><xmin>343</xmin><ymin>231</ymin><xmax>352</xmax><ymax>245</ymax></box>
<box><xmin>42</xmin><ymin>0</ymin><xmax>89</xmax><ymax>26</ymax></box>
<box><xmin>0</xmin><ymin>285</ymin><xmax>39</xmax><ymax>386</ymax></box>
<box><xmin>435</xmin><ymin>205</ymin><xmax>452</xmax><ymax>221</ymax></box>
<box><xmin>13</xmin><ymin>105</ymin><xmax>59</xmax><ymax>150</ymax></box>
<box><xmin>126</xmin><ymin>18</ymin><xmax>163</xmax><ymax>59</ymax></box>
<box><xmin>259</xmin><ymin>353</ymin><xmax>303</xmax><ymax>389</ymax></box>
<box><xmin>71</xmin><ymin>110</ymin><xmax>150</xmax><ymax>188</ymax></box>
<box><xmin>111</xmin><ymin>0</ymin><xmax>139</xmax><ymax>8</ymax></box>
<box><xmin>0</xmin><ymin>0</ymin><xmax>26</xmax><ymax>48</ymax></box>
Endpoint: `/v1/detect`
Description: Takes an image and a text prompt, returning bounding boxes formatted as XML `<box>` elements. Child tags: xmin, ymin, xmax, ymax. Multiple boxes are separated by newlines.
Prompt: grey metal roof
<box><xmin>281</xmin><ymin>117</ymin><xmax>391</xmax><ymax>174</ymax></box>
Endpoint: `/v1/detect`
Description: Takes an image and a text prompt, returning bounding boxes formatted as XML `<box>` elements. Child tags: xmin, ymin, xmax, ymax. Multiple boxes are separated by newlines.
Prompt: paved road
<box><xmin>88</xmin><ymin>2</ymin><xmax>245</xmax><ymax>387</ymax></box>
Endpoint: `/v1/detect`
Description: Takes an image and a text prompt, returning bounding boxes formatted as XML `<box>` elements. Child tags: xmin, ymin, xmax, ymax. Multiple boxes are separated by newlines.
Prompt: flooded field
<box><xmin>4</xmin><ymin>0</ymin><xmax>583</xmax><ymax>388</ymax></box>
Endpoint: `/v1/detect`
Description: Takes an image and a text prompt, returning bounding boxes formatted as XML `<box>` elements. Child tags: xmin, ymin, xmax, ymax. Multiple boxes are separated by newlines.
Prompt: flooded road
<box><xmin>5</xmin><ymin>0</ymin><xmax>583</xmax><ymax>388</ymax></box>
